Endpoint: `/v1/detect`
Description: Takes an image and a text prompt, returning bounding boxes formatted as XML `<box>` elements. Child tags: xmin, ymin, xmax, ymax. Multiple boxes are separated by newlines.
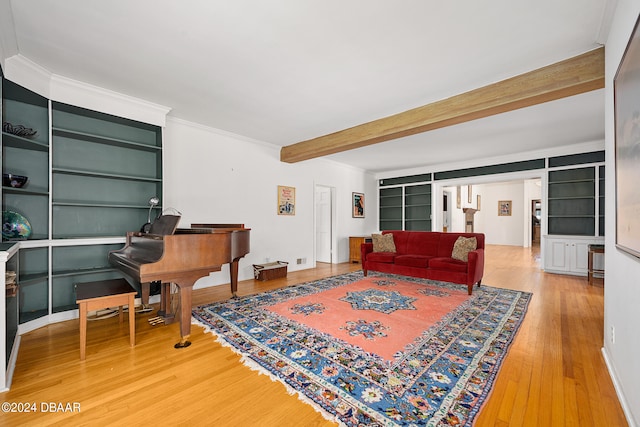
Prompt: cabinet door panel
<box><xmin>548</xmin><ymin>241</ymin><xmax>569</xmax><ymax>271</ymax></box>
<box><xmin>571</xmin><ymin>241</ymin><xmax>591</xmax><ymax>273</ymax></box>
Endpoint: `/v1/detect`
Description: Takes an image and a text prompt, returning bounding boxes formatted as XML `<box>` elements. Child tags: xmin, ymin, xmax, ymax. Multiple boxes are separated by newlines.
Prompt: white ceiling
<box><xmin>3</xmin><ymin>0</ymin><xmax>611</xmax><ymax>173</ymax></box>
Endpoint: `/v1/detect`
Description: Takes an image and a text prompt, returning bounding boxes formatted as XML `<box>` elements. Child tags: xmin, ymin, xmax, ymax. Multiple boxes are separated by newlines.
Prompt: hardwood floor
<box><xmin>0</xmin><ymin>245</ymin><xmax>627</xmax><ymax>426</ymax></box>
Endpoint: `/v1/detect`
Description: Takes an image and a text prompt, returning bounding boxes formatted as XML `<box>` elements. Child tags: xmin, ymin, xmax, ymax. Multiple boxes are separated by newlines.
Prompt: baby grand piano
<box><xmin>109</xmin><ymin>223</ymin><xmax>250</xmax><ymax>348</ymax></box>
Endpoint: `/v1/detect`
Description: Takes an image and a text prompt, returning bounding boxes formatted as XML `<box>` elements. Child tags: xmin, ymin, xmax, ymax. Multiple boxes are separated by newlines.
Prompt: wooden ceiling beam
<box><xmin>280</xmin><ymin>46</ymin><xmax>604</xmax><ymax>163</ymax></box>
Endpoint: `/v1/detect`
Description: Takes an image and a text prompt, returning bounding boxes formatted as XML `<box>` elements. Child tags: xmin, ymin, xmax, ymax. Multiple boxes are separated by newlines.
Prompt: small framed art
<box><xmin>498</xmin><ymin>200</ymin><xmax>512</xmax><ymax>216</ymax></box>
<box><xmin>353</xmin><ymin>192</ymin><xmax>364</xmax><ymax>218</ymax></box>
<box><xmin>278</xmin><ymin>185</ymin><xmax>295</xmax><ymax>215</ymax></box>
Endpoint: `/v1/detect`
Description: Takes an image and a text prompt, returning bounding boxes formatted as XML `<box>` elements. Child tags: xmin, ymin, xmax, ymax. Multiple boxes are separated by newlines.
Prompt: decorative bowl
<box><xmin>2</xmin><ymin>210</ymin><xmax>32</xmax><ymax>240</ymax></box>
<box><xmin>2</xmin><ymin>122</ymin><xmax>37</xmax><ymax>138</ymax></box>
<box><xmin>3</xmin><ymin>173</ymin><xmax>29</xmax><ymax>188</ymax></box>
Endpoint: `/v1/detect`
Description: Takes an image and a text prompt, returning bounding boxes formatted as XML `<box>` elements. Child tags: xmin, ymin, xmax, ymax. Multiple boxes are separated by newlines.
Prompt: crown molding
<box><xmin>166</xmin><ymin>115</ymin><xmax>276</xmax><ymax>149</ymax></box>
<box><xmin>4</xmin><ymin>54</ymin><xmax>51</xmax><ymax>98</ymax></box>
<box><xmin>4</xmin><ymin>54</ymin><xmax>171</xmax><ymax>127</ymax></box>
<box><xmin>49</xmin><ymin>74</ymin><xmax>171</xmax><ymax>127</ymax></box>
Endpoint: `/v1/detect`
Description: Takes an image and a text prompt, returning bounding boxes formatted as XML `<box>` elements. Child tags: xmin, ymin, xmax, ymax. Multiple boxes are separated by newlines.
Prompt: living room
<box><xmin>0</xmin><ymin>1</ymin><xmax>639</xmax><ymax>425</ymax></box>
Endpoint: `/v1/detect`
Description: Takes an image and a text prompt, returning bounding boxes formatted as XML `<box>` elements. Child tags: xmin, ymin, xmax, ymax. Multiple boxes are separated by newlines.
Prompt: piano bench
<box><xmin>75</xmin><ymin>278</ymin><xmax>137</xmax><ymax>361</ymax></box>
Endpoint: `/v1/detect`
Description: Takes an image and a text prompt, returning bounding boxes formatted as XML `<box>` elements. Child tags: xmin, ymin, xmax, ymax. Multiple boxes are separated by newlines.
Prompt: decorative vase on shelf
<box><xmin>2</xmin><ymin>210</ymin><xmax>32</xmax><ymax>240</ymax></box>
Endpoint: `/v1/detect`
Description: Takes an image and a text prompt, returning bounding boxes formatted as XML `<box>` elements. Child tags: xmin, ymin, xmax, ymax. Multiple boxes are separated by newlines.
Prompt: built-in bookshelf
<box><xmin>379</xmin><ymin>183</ymin><xmax>432</xmax><ymax>231</ymax></box>
<box><xmin>1</xmin><ymin>77</ymin><xmax>163</xmax><ymax>329</ymax></box>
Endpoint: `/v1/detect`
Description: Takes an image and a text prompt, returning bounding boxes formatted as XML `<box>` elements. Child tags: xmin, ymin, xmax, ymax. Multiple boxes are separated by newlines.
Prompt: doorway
<box><xmin>531</xmin><ymin>199</ymin><xmax>541</xmax><ymax>245</ymax></box>
<box><xmin>435</xmin><ymin>176</ymin><xmax>543</xmax><ymax>247</ymax></box>
<box><xmin>315</xmin><ymin>185</ymin><xmax>334</xmax><ymax>263</ymax></box>
<box><xmin>443</xmin><ymin>191</ymin><xmax>452</xmax><ymax>232</ymax></box>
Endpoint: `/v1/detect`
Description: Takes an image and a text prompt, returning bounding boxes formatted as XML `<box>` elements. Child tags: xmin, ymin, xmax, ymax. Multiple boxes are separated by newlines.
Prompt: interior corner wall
<box><xmin>162</xmin><ymin>118</ymin><xmax>378</xmax><ymax>289</ymax></box>
<box><xmin>604</xmin><ymin>0</ymin><xmax>640</xmax><ymax>425</ymax></box>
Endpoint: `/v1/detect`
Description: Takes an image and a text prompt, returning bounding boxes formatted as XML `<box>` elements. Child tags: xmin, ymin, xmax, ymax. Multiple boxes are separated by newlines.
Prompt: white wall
<box><xmin>162</xmin><ymin>118</ymin><xmax>378</xmax><ymax>289</ymax></box>
<box><xmin>603</xmin><ymin>1</ymin><xmax>640</xmax><ymax>424</ymax></box>
<box><xmin>474</xmin><ymin>181</ymin><xmax>525</xmax><ymax>246</ymax></box>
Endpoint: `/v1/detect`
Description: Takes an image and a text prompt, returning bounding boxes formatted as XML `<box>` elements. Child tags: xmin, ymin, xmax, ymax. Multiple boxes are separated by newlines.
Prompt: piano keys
<box><xmin>109</xmin><ymin>223</ymin><xmax>250</xmax><ymax>348</ymax></box>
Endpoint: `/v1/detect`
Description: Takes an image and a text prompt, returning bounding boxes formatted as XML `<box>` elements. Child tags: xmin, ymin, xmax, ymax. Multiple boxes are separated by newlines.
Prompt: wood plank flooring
<box><xmin>0</xmin><ymin>245</ymin><xmax>628</xmax><ymax>426</ymax></box>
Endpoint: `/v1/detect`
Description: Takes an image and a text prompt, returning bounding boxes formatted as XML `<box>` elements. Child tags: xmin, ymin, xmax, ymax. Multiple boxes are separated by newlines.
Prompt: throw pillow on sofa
<box><xmin>372</xmin><ymin>233</ymin><xmax>396</xmax><ymax>252</ymax></box>
<box><xmin>451</xmin><ymin>236</ymin><xmax>477</xmax><ymax>262</ymax></box>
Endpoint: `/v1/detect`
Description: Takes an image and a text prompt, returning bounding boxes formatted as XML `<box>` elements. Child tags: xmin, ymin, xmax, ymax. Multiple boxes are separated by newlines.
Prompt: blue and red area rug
<box><xmin>192</xmin><ymin>272</ymin><xmax>531</xmax><ymax>426</ymax></box>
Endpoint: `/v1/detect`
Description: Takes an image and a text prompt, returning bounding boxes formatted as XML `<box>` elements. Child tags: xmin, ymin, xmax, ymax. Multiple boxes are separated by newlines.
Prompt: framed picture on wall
<box><xmin>614</xmin><ymin>13</ymin><xmax>640</xmax><ymax>258</ymax></box>
<box><xmin>353</xmin><ymin>192</ymin><xmax>365</xmax><ymax>218</ymax></box>
<box><xmin>278</xmin><ymin>185</ymin><xmax>295</xmax><ymax>215</ymax></box>
<box><xmin>498</xmin><ymin>200</ymin><xmax>512</xmax><ymax>216</ymax></box>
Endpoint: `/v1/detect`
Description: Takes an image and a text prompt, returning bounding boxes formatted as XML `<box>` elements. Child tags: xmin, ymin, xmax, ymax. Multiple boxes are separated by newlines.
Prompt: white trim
<box><xmin>16</xmin><ymin>316</ymin><xmax>49</xmax><ymax>336</ymax></box>
<box><xmin>4</xmin><ymin>335</ymin><xmax>21</xmax><ymax>391</ymax></box>
<box><xmin>4</xmin><ymin>54</ymin><xmax>51</xmax><ymax>98</ymax></box>
<box><xmin>602</xmin><ymin>346</ymin><xmax>638</xmax><ymax>427</ymax></box>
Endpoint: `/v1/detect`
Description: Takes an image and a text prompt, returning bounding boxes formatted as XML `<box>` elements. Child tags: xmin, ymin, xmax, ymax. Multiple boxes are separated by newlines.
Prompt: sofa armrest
<box><xmin>361</xmin><ymin>242</ymin><xmax>374</xmax><ymax>262</ymax></box>
<box><xmin>361</xmin><ymin>242</ymin><xmax>374</xmax><ymax>276</ymax></box>
<box><xmin>467</xmin><ymin>248</ymin><xmax>485</xmax><ymax>286</ymax></box>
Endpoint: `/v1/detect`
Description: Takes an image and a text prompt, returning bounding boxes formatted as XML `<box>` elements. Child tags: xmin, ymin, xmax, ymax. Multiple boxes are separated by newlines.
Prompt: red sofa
<box><xmin>361</xmin><ymin>231</ymin><xmax>485</xmax><ymax>295</ymax></box>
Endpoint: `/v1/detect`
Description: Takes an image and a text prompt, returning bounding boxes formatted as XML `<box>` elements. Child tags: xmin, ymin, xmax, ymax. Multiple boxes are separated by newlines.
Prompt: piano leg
<box><xmin>174</xmin><ymin>284</ymin><xmax>193</xmax><ymax>349</ymax></box>
<box><xmin>140</xmin><ymin>282</ymin><xmax>153</xmax><ymax>313</ymax></box>
<box><xmin>230</xmin><ymin>259</ymin><xmax>240</xmax><ymax>298</ymax></box>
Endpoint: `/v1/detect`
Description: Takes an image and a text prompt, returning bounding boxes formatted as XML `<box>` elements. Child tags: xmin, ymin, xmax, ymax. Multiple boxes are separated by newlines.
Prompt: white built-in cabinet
<box><xmin>544</xmin><ymin>236</ymin><xmax>604</xmax><ymax>276</ymax></box>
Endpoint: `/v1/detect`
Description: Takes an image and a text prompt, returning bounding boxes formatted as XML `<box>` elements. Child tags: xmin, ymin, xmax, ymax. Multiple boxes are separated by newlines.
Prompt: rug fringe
<box><xmin>192</xmin><ymin>317</ymin><xmax>347</xmax><ymax>427</ymax></box>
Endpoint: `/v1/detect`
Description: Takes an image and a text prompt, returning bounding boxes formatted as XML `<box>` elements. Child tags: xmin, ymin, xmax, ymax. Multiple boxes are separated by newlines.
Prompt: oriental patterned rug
<box><xmin>192</xmin><ymin>271</ymin><xmax>531</xmax><ymax>426</ymax></box>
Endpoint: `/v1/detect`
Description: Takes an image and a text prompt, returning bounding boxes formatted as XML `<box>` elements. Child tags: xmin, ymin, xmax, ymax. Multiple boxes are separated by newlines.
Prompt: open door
<box><xmin>315</xmin><ymin>185</ymin><xmax>332</xmax><ymax>263</ymax></box>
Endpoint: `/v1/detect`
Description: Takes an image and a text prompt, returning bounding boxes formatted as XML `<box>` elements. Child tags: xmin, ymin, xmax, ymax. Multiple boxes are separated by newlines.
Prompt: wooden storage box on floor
<box><xmin>253</xmin><ymin>261</ymin><xmax>288</xmax><ymax>281</ymax></box>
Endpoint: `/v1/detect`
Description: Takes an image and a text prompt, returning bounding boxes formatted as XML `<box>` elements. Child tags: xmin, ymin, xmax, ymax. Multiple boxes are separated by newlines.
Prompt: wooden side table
<box><xmin>587</xmin><ymin>244</ymin><xmax>605</xmax><ymax>286</ymax></box>
<box><xmin>349</xmin><ymin>236</ymin><xmax>371</xmax><ymax>263</ymax></box>
<box><xmin>75</xmin><ymin>278</ymin><xmax>137</xmax><ymax>360</ymax></box>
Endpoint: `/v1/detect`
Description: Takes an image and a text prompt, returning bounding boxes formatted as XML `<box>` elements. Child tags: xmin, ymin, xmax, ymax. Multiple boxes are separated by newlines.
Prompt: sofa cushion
<box><xmin>372</xmin><ymin>233</ymin><xmax>396</xmax><ymax>252</ymax></box>
<box><xmin>394</xmin><ymin>255</ymin><xmax>433</xmax><ymax>268</ymax></box>
<box><xmin>366</xmin><ymin>252</ymin><xmax>396</xmax><ymax>263</ymax></box>
<box><xmin>406</xmin><ymin>232</ymin><xmax>441</xmax><ymax>256</ymax></box>
<box><xmin>429</xmin><ymin>257</ymin><xmax>468</xmax><ymax>273</ymax></box>
<box><xmin>451</xmin><ymin>236</ymin><xmax>477</xmax><ymax>262</ymax></box>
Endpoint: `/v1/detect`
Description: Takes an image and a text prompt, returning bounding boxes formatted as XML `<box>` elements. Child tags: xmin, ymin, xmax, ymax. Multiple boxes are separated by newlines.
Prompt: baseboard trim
<box><xmin>4</xmin><ymin>334</ymin><xmax>21</xmax><ymax>390</ymax></box>
<box><xmin>601</xmin><ymin>346</ymin><xmax>638</xmax><ymax>427</ymax></box>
